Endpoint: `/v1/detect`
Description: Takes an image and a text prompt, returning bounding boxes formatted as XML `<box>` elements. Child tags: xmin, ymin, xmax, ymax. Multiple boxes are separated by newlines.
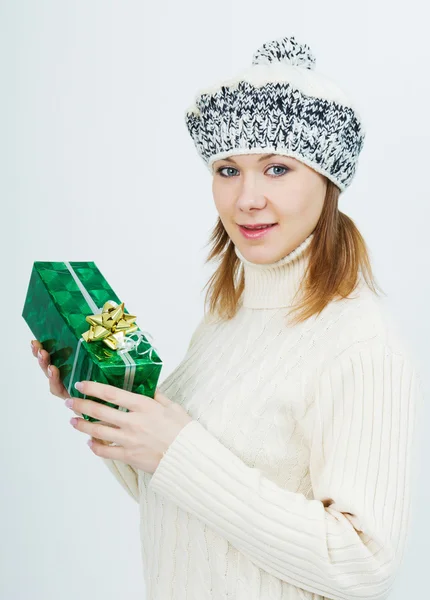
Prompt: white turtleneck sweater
<box><xmin>102</xmin><ymin>232</ymin><xmax>423</xmax><ymax>600</ymax></box>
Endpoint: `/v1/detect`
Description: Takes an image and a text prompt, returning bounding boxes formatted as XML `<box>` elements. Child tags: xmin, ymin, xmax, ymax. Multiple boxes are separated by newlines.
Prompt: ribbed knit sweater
<box><xmin>102</xmin><ymin>232</ymin><xmax>423</xmax><ymax>600</ymax></box>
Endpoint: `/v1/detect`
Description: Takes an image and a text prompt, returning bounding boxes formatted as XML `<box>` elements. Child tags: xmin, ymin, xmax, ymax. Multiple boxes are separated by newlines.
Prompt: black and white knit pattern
<box><xmin>252</xmin><ymin>35</ymin><xmax>316</xmax><ymax>70</ymax></box>
<box><xmin>184</xmin><ymin>36</ymin><xmax>366</xmax><ymax>192</ymax></box>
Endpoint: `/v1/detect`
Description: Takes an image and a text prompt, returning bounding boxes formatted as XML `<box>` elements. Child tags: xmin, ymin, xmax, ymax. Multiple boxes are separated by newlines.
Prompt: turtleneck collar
<box><xmin>234</xmin><ymin>232</ymin><xmax>314</xmax><ymax>309</ymax></box>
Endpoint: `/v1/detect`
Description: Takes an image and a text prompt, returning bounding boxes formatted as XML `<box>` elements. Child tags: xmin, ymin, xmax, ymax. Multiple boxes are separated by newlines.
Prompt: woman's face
<box><xmin>211</xmin><ymin>153</ymin><xmax>327</xmax><ymax>264</ymax></box>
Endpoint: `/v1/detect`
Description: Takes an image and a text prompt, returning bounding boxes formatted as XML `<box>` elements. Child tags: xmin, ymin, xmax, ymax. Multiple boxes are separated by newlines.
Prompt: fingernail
<box><xmin>75</xmin><ymin>382</ymin><xmax>84</xmax><ymax>392</ymax></box>
<box><xmin>47</xmin><ymin>366</ymin><xmax>52</xmax><ymax>378</ymax></box>
<box><xmin>87</xmin><ymin>439</ymin><xmax>93</xmax><ymax>448</ymax></box>
<box><xmin>38</xmin><ymin>350</ymin><xmax>42</xmax><ymax>361</ymax></box>
<box><xmin>65</xmin><ymin>398</ymin><xmax>73</xmax><ymax>408</ymax></box>
<box><xmin>31</xmin><ymin>340</ymin><xmax>34</xmax><ymax>350</ymax></box>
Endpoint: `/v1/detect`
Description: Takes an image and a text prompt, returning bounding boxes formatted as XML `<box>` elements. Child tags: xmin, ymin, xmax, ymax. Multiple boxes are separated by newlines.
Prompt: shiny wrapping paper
<box><xmin>22</xmin><ymin>261</ymin><xmax>163</xmax><ymax>422</ymax></box>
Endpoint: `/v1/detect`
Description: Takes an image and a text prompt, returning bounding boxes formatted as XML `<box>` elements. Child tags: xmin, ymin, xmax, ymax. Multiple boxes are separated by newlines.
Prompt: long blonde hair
<box><xmin>201</xmin><ymin>179</ymin><xmax>385</xmax><ymax>326</ymax></box>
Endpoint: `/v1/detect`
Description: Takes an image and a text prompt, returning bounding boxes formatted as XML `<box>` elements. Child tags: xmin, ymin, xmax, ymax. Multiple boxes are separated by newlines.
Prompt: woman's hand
<box><xmin>31</xmin><ymin>339</ymin><xmax>136</xmax><ymax>446</ymax></box>
<box><xmin>30</xmin><ymin>340</ymin><xmax>194</xmax><ymax>473</ymax></box>
<box><xmin>31</xmin><ymin>339</ymin><xmax>82</xmax><ymax>411</ymax></box>
<box><xmin>64</xmin><ymin>380</ymin><xmax>194</xmax><ymax>474</ymax></box>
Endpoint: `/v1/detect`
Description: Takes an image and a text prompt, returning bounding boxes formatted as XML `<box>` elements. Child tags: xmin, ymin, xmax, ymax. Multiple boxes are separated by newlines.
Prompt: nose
<box><xmin>235</xmin><ymin>179</ymin><xmax>267</xmax><ymax>212</ymax></box>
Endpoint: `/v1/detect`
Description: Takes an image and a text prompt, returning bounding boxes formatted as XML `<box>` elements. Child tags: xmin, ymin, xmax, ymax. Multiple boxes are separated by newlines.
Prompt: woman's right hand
<box><xmin>31</xmin><ymin>339</ymin><xmax>83</xmax><ymax>415</ymax></box>
<box><xmin>30</xmin><ymin>339</ymin><xmax>118</xmax><ymax>444</ymax></box>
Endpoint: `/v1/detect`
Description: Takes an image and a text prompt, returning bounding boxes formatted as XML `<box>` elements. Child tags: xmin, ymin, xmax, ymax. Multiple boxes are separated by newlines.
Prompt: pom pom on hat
<box><xmin>252</xmin><ymin>35</ymin><xmax>316</xmax><ymax>70</ymax></box>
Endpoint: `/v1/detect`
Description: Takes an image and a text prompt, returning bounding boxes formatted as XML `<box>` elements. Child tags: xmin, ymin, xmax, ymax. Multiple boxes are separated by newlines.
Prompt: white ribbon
<box><xmin>117</xmin><ymin>330</ymin><xmax>162</xmax><ymax>365</ymax></box>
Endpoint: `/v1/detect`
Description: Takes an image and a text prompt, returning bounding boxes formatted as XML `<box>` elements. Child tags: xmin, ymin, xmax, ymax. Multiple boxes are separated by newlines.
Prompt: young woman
<box><xmin>31</xmin><ymin>35</ymin><xmax>423</xmax><ymax>600</ymax></box>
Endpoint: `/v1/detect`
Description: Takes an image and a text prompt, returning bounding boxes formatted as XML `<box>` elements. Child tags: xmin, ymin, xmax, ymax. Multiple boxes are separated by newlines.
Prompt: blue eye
<box><xmin>216</xmin><ymin>166</ymin><xmax>239</xmax><ymax>177</ymax></box>
<box><xmin>216</xmin><ymin>165</ymin><xmax>289</xmax><ymax>177</ymax></box>
<box><xmin>267</xmin><ymin>165</ymin><xmax>289</xmax><ymax>177</ymax></box>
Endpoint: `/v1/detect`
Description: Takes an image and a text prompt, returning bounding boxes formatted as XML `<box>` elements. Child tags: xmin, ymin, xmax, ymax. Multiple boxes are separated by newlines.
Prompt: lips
<box><xmin>238</xmin><ymin>223</ymin><xmax>278</xmax><ymax>239</ymax></box>
<box><xmin>240</xmin><ymin>224</ymin><xmax>276</xmax><ymax>230</ymax></box>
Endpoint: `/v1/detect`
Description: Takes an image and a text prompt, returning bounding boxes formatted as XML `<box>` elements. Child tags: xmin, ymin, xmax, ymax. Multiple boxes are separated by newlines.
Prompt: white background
<box><xmin>2</xmin><ymin>1</ymin><xmax>429</xmax><ymax>598</ymax></box>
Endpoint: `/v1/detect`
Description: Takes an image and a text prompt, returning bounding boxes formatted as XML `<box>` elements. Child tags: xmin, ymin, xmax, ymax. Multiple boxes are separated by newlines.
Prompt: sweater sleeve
<box><xmin>101</xmin><ymin>457</ymin><xmax>140</xmax><ymax>502</ymax></box>
<box><xmin>147</xmin><ymin>342</ymin><xmax>423</xmax><ymax>600</ymax></box>
<box><xmin>100</xmin><ymin>317</ymin><xmax>207</xmax><ymax>503</ymax></box>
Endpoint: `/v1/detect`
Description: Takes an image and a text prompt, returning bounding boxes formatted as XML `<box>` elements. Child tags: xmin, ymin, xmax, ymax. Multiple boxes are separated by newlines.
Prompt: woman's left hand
<box><xmin>65</xmin><ymin>381</ymin><xmax>194</xmax><ymax>475</ymax></box>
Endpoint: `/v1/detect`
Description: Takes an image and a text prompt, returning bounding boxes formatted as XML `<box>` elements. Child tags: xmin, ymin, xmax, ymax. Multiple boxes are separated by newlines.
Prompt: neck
<box><xmin>234</xmin><ymin>233</ymin><xmax>314</xmax><ymax>309</ymax></box>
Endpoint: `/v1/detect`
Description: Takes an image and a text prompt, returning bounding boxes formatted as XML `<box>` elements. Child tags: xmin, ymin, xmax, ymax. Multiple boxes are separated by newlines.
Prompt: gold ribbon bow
<box><xmin>81</xmin><ymin>300</ymin><xmax>138</xmax><ymax>351</ymax></box>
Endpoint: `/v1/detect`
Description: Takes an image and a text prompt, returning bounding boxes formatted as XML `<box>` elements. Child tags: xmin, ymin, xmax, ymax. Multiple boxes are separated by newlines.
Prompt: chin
<box><xmin>239</xmin><ymin>245</ymin><xmax>281</xmax><ymax>265</ymax></box>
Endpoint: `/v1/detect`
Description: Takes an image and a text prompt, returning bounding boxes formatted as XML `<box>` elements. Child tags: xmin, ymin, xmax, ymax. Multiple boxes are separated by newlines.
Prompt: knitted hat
<box><xmin>184</xmin><ymin>35</ymin><xmax>366</xmax><ymax>192</ymax></box>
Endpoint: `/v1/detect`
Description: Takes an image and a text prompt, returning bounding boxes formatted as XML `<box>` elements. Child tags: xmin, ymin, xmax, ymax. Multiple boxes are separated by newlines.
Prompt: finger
<box><xmin>94</xmin><ymin>423</ymin><xmax>121</xmax><ymax>447</ymax></box>
<box><xmin>31</xmin><ymin>339</ymin><xmax>42</xmax><ymax>358</ymax></box>
<box><xmin>73</xmin><ymin>418</ymin><xmax>124</xmax><ymax>446</ymax></box>
<box><xmin>89</xmin><ymin>418</ymin><xmax>120</xmax><ymax>447</ymax></box>
<box><xmin>93</xmin><ymin>437</ymin><xmax>110</xmax><ymax>446</ymax></box>
<box><xmin>71</xmin><ymin>396</ymin><xmax>129</xmax><ymax>428</ymax></box>
<box><xmin>91</xmin><ymin>432</ymin><xmax>120</xmax><ymax>447</ymax></box>
<box><xmin>98</xmin><ymin>421</ymin><xmax>120</xmax><ymax>429</ymax></box>
<box><xmin>33</xmin><ymin>343</ymin><xmax>51</xmax><ymax>378</ymax></box>
<box><xmin>46</xmin><ymin>363</ymin><xmax>73</xmax><ymax>401</ymax></box>
<box><xmin>76</xmin><ymin>380</ymin><xmax>146</xmax><ymax>412</ymax></box>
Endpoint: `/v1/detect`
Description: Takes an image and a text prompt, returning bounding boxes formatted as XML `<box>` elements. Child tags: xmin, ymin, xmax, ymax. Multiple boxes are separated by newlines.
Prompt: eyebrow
<box><xmin>220</xmin><ymin>153</ymin><xmax>277</xmax><ymax>165</ymax></box>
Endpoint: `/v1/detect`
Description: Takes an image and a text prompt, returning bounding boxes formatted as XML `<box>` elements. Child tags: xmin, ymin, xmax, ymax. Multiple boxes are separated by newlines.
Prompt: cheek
<box><xmin>214</xmin><ymin>199</ymin><xmax>228</xmax><ymax>218</ymax></box>
<box><xmin>278</xmin><ymin>195</ymin><xmax>307</xmax><ymax>218</ymax></box>
<box><xmin>277</xmin><ymin>187</ymin><xmax>319</xmax><ymax>220</ymax></box>
<box><xmin>212</xmin><ymin>189</ymin><xmax>232</xmax><ymax>218</ymax></box>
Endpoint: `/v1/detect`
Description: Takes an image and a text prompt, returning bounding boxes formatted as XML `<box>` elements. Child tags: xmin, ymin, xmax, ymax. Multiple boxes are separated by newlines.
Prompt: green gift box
<box><xmin>22</xmin><ymin>261</ymin><xmax>163</xmax><ymax>422</ymax></box>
